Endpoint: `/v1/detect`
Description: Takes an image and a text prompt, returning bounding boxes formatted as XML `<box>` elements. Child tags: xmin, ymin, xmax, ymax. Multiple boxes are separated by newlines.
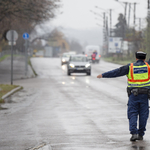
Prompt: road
<box><xmin>1</xmin><ymin>57</ymin><xmax>150</xmax><ymax>150</ymax></box>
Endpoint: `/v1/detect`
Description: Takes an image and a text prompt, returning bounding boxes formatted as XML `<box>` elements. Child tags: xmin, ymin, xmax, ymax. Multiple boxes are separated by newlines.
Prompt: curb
<box><xmin>1</xmin><ymin>86</ymin><xmax>23</xmax><ymax>100</ymax></box>
<box><xmin>28</xmin><ymin>143</ymin><xmax>52</xmax><ymax>150</ymax></box>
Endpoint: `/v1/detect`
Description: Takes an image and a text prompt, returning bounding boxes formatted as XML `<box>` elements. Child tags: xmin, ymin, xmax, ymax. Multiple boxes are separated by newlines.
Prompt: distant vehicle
<box><xmin>67</xmin><ymin>55</ymin><xmax>91</xmax><ymax>76</ymax></box>
<box><xmin>35</xmin><ymin>50</ymin><xmax>44</xmax><ymax>57</ymax></box>
<box><xmin>44</xmin><ymin>46</ymin><xmax>53</xmax><ymax>57</ymax></box>
<box><xmin>61</xmin><ymin>52</ymin><xmax>70</xmax><ymax>65</ymax></box>
<box><xmin>68</xmin><ymin>51</ymin><xmax>76</xmax><ymax>55</ymax></box>
<box><xmin>32</xmin><ymin>49</ymin><xmax>37</xmax><ymax>57</ymax></box>
<box><xmin>84</xmin><ymin>45</ymin><xmax>101</xmax><ymax>63</ymax></box>
<box><xmin>91</xmin><ymin>52</ymin><xmax>96</xmax><ymax>63</ymax></box>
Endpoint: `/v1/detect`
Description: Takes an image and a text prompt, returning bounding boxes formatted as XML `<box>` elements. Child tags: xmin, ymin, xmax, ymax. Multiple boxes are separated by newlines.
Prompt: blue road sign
<box><xmin>115</xmin><ymin>43</ymin><xmax>118</xmax><ymax>47</ymax></box>
<box><xmin>23</xmin><ymin>33</ymin><xmax>29</xmax><ymax>39</ymax></box>
<box><xmin>109</xmin><ymin>38</ymin><xmax>113</xmax><ymax>42</ymax></box>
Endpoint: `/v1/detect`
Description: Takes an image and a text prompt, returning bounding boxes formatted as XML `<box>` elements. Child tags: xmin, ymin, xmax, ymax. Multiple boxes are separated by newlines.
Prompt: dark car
<box><xmin>67</xmin><ymin>55</ymin><xmax>91</xmax><ymax>76</ymax></box>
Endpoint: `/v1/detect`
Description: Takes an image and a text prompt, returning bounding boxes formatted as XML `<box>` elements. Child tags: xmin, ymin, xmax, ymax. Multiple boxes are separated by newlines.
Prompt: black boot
<box><xmin>130</xmin><ymin>134</ymin><xmax>138</xmax><ymax>141</ymax></box>
<box><xmin>137</xmin><ymin>135</ymin><xmax>143</xmax><ymax>140</ymax></box>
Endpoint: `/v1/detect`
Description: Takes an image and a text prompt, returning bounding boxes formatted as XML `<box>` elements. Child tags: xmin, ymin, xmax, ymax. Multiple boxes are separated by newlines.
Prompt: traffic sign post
<box><xmin>23</xmin><ymin>33</ymin><xmax>29</xmax><ymax>76</ymax></box>
<box><xmin>6</xmin><ymin>30</ymin><xmax>18</xmax><ymax>85</ymax></box>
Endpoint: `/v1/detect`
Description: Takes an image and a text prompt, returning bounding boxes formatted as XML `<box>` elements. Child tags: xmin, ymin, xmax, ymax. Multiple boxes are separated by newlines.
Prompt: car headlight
<box><xmin>69</xmin><ymin>63</ymin><xmax>75</xmax><ymax>68</ymax></box>
<box><xmin>85</xmin><ymin>64</ymin><xmax>91</xmax><ymax>68</ymax></box>
<box><xmin>62</xmin><ymin>59</ymin><xmax>66</xmax><ymax>62</ymax></box>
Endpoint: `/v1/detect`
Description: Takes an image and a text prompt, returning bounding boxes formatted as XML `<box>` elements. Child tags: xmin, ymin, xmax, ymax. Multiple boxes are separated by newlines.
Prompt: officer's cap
<box><xmin>135</xmin><ymin>51</ymin><xmax>147</xmax><ymax>60</ymax></box>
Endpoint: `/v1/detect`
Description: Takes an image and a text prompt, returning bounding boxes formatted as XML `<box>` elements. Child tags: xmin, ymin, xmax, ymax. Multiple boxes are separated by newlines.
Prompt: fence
<box><xmin>0</xmin><ymin>50</ymin><xmax>25</xmax><ymax>58</ymax></box>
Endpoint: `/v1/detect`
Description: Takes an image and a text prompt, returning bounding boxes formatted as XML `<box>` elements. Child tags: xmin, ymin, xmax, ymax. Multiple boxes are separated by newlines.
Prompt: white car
<box><xmin>67</xmin><ymin>55</ymin><xmax>91</xmax><ymax>76</ymax></box>
<box><xmin>61</xmin><ymin>53</ymin><xmax>70</xmax><ymax>65</ymax></box>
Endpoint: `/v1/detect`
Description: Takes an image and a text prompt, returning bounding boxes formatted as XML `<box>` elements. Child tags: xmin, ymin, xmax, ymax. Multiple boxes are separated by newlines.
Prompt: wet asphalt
<box><xmin>0</xmin><ymin>57</ymin><xmax>150</xmax><ymax>150</ymax></box>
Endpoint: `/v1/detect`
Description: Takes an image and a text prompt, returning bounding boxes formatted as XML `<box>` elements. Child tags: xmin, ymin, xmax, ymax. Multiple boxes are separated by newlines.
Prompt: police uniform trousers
<box><xmin>127</xmin><ymin>93</ymin><xmax>149</xmax><ymax>136</ymax></box>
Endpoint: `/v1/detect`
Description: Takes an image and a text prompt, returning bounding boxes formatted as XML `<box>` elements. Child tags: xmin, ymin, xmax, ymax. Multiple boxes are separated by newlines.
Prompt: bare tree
<box><xmin>0</xmin><ymin>0</ymin><xmax>61</xmax><ymax>50</ymax></box>
<box><xmin>0</xmin><ymin>0</ymin><xmax>60</xmax><ymax>23</ymax></box>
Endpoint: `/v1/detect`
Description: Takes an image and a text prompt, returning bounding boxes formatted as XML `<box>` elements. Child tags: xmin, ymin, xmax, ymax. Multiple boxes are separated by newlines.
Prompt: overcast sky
<box><xmin>51</xmin><ymin>0</ymin><xmax>147</xmax><ymax>29</ymax></box>
<box><xmin>40</xmin><ymin>0</ymin><xmax>148</xmax><ymax>47</ymax></box>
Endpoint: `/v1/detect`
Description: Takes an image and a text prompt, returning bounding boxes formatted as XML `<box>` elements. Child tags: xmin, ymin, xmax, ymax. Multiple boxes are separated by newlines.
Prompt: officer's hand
<box><xmin>97</xmin><ymin>74</ymin><xmax>102</xmax><ymax>78</ymax></box>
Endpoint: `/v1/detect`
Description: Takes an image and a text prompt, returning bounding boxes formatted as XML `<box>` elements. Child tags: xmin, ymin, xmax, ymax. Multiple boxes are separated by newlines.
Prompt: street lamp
<box><xmin>90</xmin><ymin>10</ymin><xmax>103</xmax><ymax>18</ymax></box>
<box><xmin>95</xmin><ymin>6</ymin><xmax>109</xmax><ymax>14</ymax></box>
<box><xmin>114</xmin><ymin>0</ymin><xmax>126</xmax><ymax>8</ymax></box>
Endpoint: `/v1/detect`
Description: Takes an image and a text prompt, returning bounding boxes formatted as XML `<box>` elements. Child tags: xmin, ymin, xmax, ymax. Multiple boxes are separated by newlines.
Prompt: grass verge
<box><xmin>102</xmin><ymin>57</ymin><xmax>135</xmax><ymax>65</ymax></box>
<box><xmin>0</xmin><ymin>84</ymin><xmax>19</xmax><ymax>103</ymax></box>
<box><xmin>0</xmin><ymin>55</ymin><xmax>10</xmax><ymax>62</ymax></box>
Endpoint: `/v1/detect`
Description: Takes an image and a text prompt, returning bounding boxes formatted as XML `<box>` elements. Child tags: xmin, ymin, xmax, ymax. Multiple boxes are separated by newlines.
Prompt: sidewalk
<box><xmin>0</xmin><ymin>55</ymin><xmax>35</xmax><ymax>84</ymax></box>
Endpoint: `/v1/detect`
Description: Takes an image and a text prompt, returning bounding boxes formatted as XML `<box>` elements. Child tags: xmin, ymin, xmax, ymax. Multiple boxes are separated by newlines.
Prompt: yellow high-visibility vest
<box><xmin>127</xmin><ymin>62</ymin><xmax>150</xmax><ymax>87</ymax></box>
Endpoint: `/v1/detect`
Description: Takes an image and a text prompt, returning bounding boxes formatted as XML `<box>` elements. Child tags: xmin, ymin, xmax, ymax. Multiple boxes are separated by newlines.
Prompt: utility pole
<box><xmin>124</xmin><ymin>2</ymin><xmax>128</xmax><ymax>22</ymax></box>
<box><xmin>127</xmin><ymin>3</ymin><xmax>131</xmax><ymax>56</ymax></box>
<box><xmin>133</xmin><ymin>3</ymin><xmax>137</xmax><ymax>26</ymax></box>
<box><xmin>103</xmin><ymin>12</ymin><xmax>105</xmax><ymax>39</ymax></box>
<box><xmin>121</xmin><ymin>2</ymin><xmax>128</xmax><ymax>54</ymax></box>
<box><xmin>136</xmin><ymin>18</ymin><xmax>143</xmax><ymax>31</ymax></box>
<box><xmin>133</xmin><ymin>3</ymin><xmax>137</xmax><ymax>52</ymax></box>
<box><xmin>103</xmin><ymin>12</ymin><xmax>106</xmax><ymax>28</ymax></box>
<box><xmin>139</xmin><ymin>18</ymin><xmax>141</xmax><ymax>31</ymax></box>
<box><xmin>106</xmin><ymin>16</ymin><xmax>109</xmax><ymax>55</ymax></box>
<box><xmin>109</xmin><ymin>9</ymin><xmax>112</xmax><ymax>36</ymax></box>
<box><xmin>103</xmin><ymin>12</ymin><xmax>106</xmax><ymax>55</ymax></box>
<box><xmin>123</xmin><ymin>2</ymin><xmax>128</xmax><ymax>42</ymax></box>
<box><xmin>147</xmin><ymin>0</ymin><xmax>150</xmax><ymax>57</ymax></box>
<box><xmin>128</xmin><ymin>3</ymin><xmax>131</xmax><ymax>28</ymax></box>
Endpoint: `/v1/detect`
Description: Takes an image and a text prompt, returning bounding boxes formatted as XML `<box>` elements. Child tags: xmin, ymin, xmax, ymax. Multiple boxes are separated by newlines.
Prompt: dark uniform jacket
<box><xmin>102</xmin><ymin>59</ymin><xmax>150</xmax><ymax>89</ymax></box>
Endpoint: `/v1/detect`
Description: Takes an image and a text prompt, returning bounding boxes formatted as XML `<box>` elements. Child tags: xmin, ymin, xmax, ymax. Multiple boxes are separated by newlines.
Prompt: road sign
<box><xmin>23</xmin><ymin>33</ymin><xmax>29</xmax><ymax>39</ymax></box>
<box><xmin>115</xmin><ymin>43</ymin><xmax>118</xmax><ymax>47</ymax></box>
<box><xmin>109</xmin><ymin>37</ymin><xmax>122</xmax><ymax>53</ymax></box>
<box><xmin>8</xmin><ymin>41</ymin><xmax>16</xmax><ymax>45</ymax></box>
<box><xmin>6</xmin><ymin>30</ymin><xmax>18</xmax><ymax>41</ymax></box>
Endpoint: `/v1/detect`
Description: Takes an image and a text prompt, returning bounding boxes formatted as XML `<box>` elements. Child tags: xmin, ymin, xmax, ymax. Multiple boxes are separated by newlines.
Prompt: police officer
<box><xmin>97</xmin><ymin>51</ymin><xmax>150</xmax><ymax>141</ymax></box>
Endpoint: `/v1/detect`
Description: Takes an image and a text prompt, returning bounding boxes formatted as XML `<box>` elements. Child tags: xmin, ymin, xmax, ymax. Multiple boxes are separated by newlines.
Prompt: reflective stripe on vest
<box><xmin>127</xmin><ymin>62</ymin><xmax>150</xmax><ymax>87</ymax></box>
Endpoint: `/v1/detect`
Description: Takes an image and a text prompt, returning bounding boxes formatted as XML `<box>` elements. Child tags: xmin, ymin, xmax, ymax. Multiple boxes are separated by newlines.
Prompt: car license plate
<box><xmin>76</xmin><ymin>68</ymin><xmax>84</xmax><ymax>70</ymax></box>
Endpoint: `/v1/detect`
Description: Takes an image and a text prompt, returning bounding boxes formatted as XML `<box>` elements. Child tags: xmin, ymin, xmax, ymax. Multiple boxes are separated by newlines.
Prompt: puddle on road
<box><xmin>3</xmin><ymin>89</ymin><xmax>35</xmax><ymax>104</ymax></box>
<box><xmin>4</xmin><ymin>96</ymin><xmax>13</xmax><ymax>103</ymax></box>
<box><xmin>0</xmin><ymin>89</ymin><xmax>36</xmax><ymax>112</ymax></box>
<box><xmin>131</xmin><ymin>145</ymin><xmax>146</xmax><ymax>150</ymax></box>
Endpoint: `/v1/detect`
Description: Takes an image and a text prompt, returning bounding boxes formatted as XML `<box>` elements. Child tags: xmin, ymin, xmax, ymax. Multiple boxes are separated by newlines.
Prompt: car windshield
<box><xmin>63</xmin><ymin>54</ymin><xmax>70</xmax><ymax>57</ymax></box>
<box><xmin>70</xmin><ymin>56</ymin><xmax>88</xmax><ymax>62</ymax></box>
